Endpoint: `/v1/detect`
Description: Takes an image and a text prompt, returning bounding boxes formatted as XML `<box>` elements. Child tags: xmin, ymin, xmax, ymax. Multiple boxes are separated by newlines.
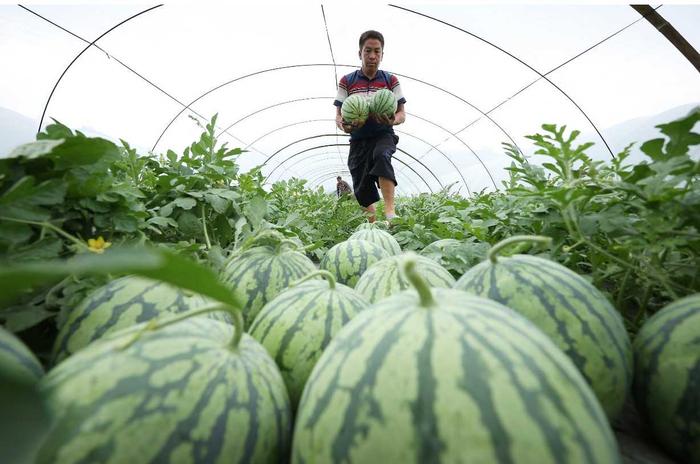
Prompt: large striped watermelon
<box><xmin>341</xmin><ymin>94</ymin><xmax>369</xmax><ymax>124</ymax></box>
<box><xmin>369</xmin><ymin>88</ymin><xmax>397</xmax><ymax>118</ymax></box>
<box><xmin>0</xmin><ymin>326</ymin><xmax>44</xmax><ymax>384</ymax></box>
<box><xmin>453</xmin><ymin>236</ymin><xmax>632</xmax><ymax>420</ymax></box>
<box><xmin>51</xmin><ymin>275</ymin><xmax>230</xmax><ymax>365</ymax></box>
<box><xmin>249</xmin><ymin>270</ymin><xmax>369</xmax><ymax>409</ymax></box>
<box><xmin>221</xmin><ymin>233</ymin><xmax>316</xmax><ymax>327</ymax></box>
<box><xmin>633</xmin><ymin>293</ymin><xmax>700</xmax><ymax>464</ymax></box>
<box><xmin>349</xmin><ymin>228</ymin><xmax>401</xmax><ymax>256</ymax></box>
<box><xmin>293</xmin><ymin>259</ymin><xmax>620</xmax><ymax>463</ymax></box>
<box><xmin>320</xmin><ymin>239</ymin><xmax>390</xmax><ymax>288</ymax></box>
<box><xmin>354</xmin><ymin>253</ymin><xmax>455</xmax><ymax>303</ymax></box>
<box><xmin>38</xmin><ymin>317</ymin><xmax>291</xmax><ymax>464</ymax></box>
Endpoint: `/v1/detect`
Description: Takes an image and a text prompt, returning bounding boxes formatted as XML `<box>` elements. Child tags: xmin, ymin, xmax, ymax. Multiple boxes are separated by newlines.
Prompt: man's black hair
<box><xmin>359</xmin><ymin>30</ymin><xmax>384</xmax><ymax>50</ymax></box>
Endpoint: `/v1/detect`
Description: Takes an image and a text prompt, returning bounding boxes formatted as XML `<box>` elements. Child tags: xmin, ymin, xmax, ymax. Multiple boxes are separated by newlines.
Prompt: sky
<box><xmin>1</xmin><ymin>2</ymin><xmax>699</xmax><ymax>194</ymax></box>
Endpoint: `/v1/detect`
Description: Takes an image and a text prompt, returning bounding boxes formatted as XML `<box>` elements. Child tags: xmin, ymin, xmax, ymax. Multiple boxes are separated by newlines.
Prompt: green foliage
<box><xmin>392</xmin><ymin>108</ymin><xmax>700</xmax><ymax>332</ymax></box>
<box><xmin>266</xmin><ymin>178</ymin><xmax>366</xmax><ymax>260</ymax></box>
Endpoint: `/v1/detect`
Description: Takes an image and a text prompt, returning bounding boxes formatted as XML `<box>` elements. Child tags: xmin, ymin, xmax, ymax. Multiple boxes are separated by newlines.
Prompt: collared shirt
<box><xmin>334</xmin><ymin>69</ymin><xmax>407</xmax><ymax>141</ymax></box>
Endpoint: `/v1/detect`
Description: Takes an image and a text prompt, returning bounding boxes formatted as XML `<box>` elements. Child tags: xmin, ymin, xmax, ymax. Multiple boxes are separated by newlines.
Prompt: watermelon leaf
<box><xmin>0</xmin><ymin>246</ymin><xmax>242</xmax><ymax>311</ymax></box>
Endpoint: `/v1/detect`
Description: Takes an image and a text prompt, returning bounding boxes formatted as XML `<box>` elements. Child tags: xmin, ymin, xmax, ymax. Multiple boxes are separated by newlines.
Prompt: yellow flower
<box><xmin>87</xmin><ymin>236</ymin><xmax>112</xmax><ymax>254</ymax></box>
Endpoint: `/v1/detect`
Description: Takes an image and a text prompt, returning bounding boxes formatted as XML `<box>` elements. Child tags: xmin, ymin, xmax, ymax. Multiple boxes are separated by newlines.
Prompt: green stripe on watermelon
<box><xmin>293</xmin><ymin>257</ymin><xmax>620</xmax><ymax>463</ymax></box>
<box><xmin>52</xmin><ymin>275</ymin><xmax>230</xmax><ymax>365</ymax></box>
<box><xmin>0</xmin><ymin>326</ymin><xmax>44</xmax><ymax>383</ymax></box>
<box><xmin>221</xmin><ymin>233</ymin><xmax>316</xmax><ymax>327</ymax></box>
<box><xmin>320</xmin><ymin>239</ymin><xmax>390</xmax><ymax>288</ymax></box>
<box><xmin>454</xmin><ymin>235</ymin><xmax>632</xmax><ymax>420</ymax></box>
<box><xmin>39</xmin><ymin>316</ymin><xmax>291</xmax><ymax>464</ymax></box>
<box><xmin>354</xmin><ymin>253</ymin><xmax>455</xmax><ymax>303</ymax></box>
<box><xmin>249</xmin><ymin>270</ymin><xmax>369</xmax><ymax>409</ymax></box>
<box><xmin>633</xmin><ymin>293</ymin><xmax>700</xmax><ymax>464</ymax></box>
<box><xmin>349</xmin><ymin>228</ymin><xmax>401</xmax><ymax>256</ymax></box>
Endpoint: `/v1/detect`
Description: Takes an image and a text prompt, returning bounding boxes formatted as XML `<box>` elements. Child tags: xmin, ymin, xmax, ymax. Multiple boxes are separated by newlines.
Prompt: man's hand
<box><xmin>336</xmin><ymin>117</ymin><xmax>365</xmax><ymax>134</ymax></box>
<box><xmin>373</xmin><ymin>113</ymin><xmax>395</xmax><ymax>126</ymax></box>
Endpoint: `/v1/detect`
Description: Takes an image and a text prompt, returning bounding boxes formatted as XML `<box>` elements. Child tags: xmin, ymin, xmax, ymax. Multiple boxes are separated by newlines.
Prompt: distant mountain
<box><xmin>0</xmin><ymin>108</ymin><xmax>38</xmax><ymax>157</ymax></box>
<box><xmin>595</xmin><ymin>103</ymin><xmax>699</xmax><ymax>161</ymax></box>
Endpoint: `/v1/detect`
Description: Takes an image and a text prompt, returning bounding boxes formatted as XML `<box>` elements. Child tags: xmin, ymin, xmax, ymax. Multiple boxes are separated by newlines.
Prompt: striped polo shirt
<box><xmin>334</xmin><ymin>69</ymin><xmax>406</xmax><ymax>141</ymax></box>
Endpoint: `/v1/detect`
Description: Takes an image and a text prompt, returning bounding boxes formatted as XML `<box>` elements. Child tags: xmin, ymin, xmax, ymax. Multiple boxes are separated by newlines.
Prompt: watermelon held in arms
<box><xmin>51</xmin><ymin>275</ymin><xmax>231</xmax><ymax>365</ymax></box>
<box><xmin>633</xmin><ymin>293</ymin><xmax>700</xmax><ymax>464</ymax></box>
<box><xmin>38</xmin><ymin>316</ymin><xmax>292</xmax><ymax>464</ymax></box>
<box><xmin>369</xmin><ymin>88</ymin><xmax>397</xmax><ymax>118</ymax></box>
<box><xmin>293</xmin><ymin>257</ymin><xmax>621</xmax><ymax>463</ymax></box>
<box><xmin>249</xmin><ymin>270</ymin><xmax>369</xmax><ymax>409</ymax></box>
<box><xmin>0</xmin><ymin>325</ymin><xmax>44</xmax><ymax>384</ymax></box>
<box><xmin>319</xmin><ymin>239</ymin><xmax>390</xmax><ymax>288</ymax></box>
<box><xmin>341</xmin><ymin>94</ymin><xmax>369</xmax><ymax>124</ymax></box>
<box><xmin>221</xmin><ymin>230</ymin><xmax>316</xmax><ymax>327</ymax></box>
<box><xmin>453</xmin><ymin>235</ymin><xmax>633</xmax><ymax>420</ymax></box>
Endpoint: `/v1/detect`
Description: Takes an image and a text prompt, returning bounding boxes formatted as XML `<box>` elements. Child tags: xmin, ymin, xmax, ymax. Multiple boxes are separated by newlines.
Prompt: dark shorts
<box><xmin>348</xmin><ymin>133</ymin><xmax>399</xmax><ymax>208</ymax></box>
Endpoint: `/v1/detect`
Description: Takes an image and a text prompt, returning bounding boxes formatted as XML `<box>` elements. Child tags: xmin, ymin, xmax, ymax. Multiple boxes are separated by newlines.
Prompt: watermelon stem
<box><xmin>488</xmin><ymin>235</ymin><xmax>552</xmax><ymax>263</ymax></box>
<box><xmin>291</xmin><ymin>270</ymin><xmax>336</xmax><ymax>289</ymax></box>
<box><xmin>116</xmin><ymin>302</ymin><xmax>244</xmax><ymax>350</ymax></box>
<box><xmin>403</xmin><ymin>258</ymin><xmax>435</xmax><ymax>308</ymax></box>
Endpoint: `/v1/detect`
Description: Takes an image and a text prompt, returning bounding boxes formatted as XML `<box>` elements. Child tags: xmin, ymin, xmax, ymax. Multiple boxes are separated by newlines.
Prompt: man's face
<box><xmin>360</xmin><ymin>38</ymin><xmax>383</xmax><ymax>72</ymax></box>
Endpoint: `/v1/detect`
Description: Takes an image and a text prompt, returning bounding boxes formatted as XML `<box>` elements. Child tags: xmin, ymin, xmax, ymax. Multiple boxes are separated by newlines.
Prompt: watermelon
<box><xmin>249</xmin><ymin>270</ymin><xmax>369</xmax><ymax>409</ymax></box>
<box><xmin>354</xmin><ymin>222</ymin><xmax>387</xmax><ymax>232</ymax></box>
<box><xmin>341</xmin><ymin>94</ymin><xmax>369</xmax><ymax>124</ymax></box>
<box><xmin>320</xmin><ymin>239</ymin><xmax>390</xmax><ymax>288</ymax></box>
<box><xmin>52</xmin><ymin>275</ymin><xmax>230</xmax><ymax>365</ymax></box>
<box><xmin>420</xmin><ymin>238</ymin><xmax>490</xmax><ymax>277</ymax></box>
<box><xmin>633</xmin><ymin>293</ymin><xmax>700</xmax><ymax>464</ymax></box>
<box><xmin>369</xmin><ymin>88</ymin><xmax>397</xmax><ymax>118</ymax></box>
<box><xmin>0</xmin><ymin>326</ymin><xmax>44</xmax><ymax>384</ymax></box>
<box><xmin>349</xmin><ymin>228</ymin><xmax>401</xmax><ymax>256</ymax></box>
<box><xmin>355</xmin><ymin>253</ymin><xmax>455</xmax><ymax>303</ymax></box>
<box><xmin>221</xmin><ymin>232</ymin><xmax>316</xmax><ymax>327</ymax></box>
<box><xmin>453</xmin><ymin>236</ymin><xmax>632</xmax><ymax>420</ymax></box>
<box><xmin>38</xmin><ymin>317</ymin><xmax>291</xmax><ymax>463</ymax></box>
<box><xmin>293</xmin><ymin>258</ymin><xmax>621</xmax><ymax>463</ymax></box>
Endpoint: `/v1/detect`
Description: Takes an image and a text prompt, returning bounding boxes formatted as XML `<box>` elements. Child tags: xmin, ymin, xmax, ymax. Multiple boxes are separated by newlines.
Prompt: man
<box><xmin>336</xmin><ymin>176</ymin><xmax>352</xmax><ymax>198</ymax></box>
<box><xmin>334</xmin><ymin>30</ymin><xmax>406</xmax><ymax>223</ymax></box>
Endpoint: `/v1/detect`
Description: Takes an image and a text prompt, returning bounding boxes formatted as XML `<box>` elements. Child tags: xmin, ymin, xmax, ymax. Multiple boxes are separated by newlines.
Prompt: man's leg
<box><xmin>378</xmin><ymin>177</ymin><xmax>395</xmax><ymax>218</ymax></box>
<box><xmin>364</xmin><ymin>203</ymin><xmax>376</xmax><ymax>223</ymax></box>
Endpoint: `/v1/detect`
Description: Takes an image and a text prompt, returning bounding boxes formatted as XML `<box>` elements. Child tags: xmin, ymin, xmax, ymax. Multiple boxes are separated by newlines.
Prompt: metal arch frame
<box><xmin>304</xmin><ymin>169</ymin><xmax>419</xmax><ymax>196</ymax></box>
<box><xmin>388</xmin><ymin>4</ymin><xmax>615</xmax><ymax>158</ymax></box>
<box><xmin>272</xmin><ymin>150</ymin><xmax>346</xmax><ymax>181</ymax></box>
<box><xmin>30</xmin><ymin>4</ymin><xmax>164</xmax><ymax>133</ymax></box>
<box><xmin>210</xmin><ymin>83</ymin><xmax>501</xmax><ymax>190</ymax></box>
<box><xmin>271</xmin><ymin>151</ymin><xmax>418</xmax><ymax>196</ymax></box>
<box><xmin>261</xmin><ymin>143</ymin><xmax>435</xmax><ymax>193</ymax></box>
<box><xmin>299</xmin><ymin>164</ymin><xmax>419</xmax><ymax>195</ymax></box>
<box><xmin>260</xmin><ymin>135</ymin><xmax>444</xmax><ymax>189</ymax></box>
<box><xmin>211</xmin><ymin>94</ymin><xmax>495</xmax><ymax>189</ymax></box>
<box><xmin>238</xmin><ymin>117</ymin><xmax>473</xmax><ymax>194</ymax></box>
<box><xmin>151</xmin><ymin>63</ymin><xmax>519</xmax><ymax>184</ymax></box>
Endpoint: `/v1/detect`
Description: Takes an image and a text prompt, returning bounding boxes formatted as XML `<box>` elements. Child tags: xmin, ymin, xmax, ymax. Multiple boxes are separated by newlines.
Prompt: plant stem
<box><xmin>291</xmin><ymin>270</ymin><xmax>336</xmax><ymax>289</ymax></box>
<box><xmin>118</xmin><ymin>302</ymin><xmax>244</xmax><ymax>350</ymax></box>
<box><xmin>488</xmin><ymin>235</ymin><xmax>552</xmax><ymax>263</ymax></box>
<box><xmin>201</xmin><ymin>204</ymin><xmax>212</xmax><ymax>250</ymax></box>
<box><xmin>403</xmin><ymin>258</ymin><xmax>435</xmax><ymax>308</ymax></box>
<box><xmin>0</xmin><ymin>216</ymin><xmax>89</xmax><ymax>251</ymax></box>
